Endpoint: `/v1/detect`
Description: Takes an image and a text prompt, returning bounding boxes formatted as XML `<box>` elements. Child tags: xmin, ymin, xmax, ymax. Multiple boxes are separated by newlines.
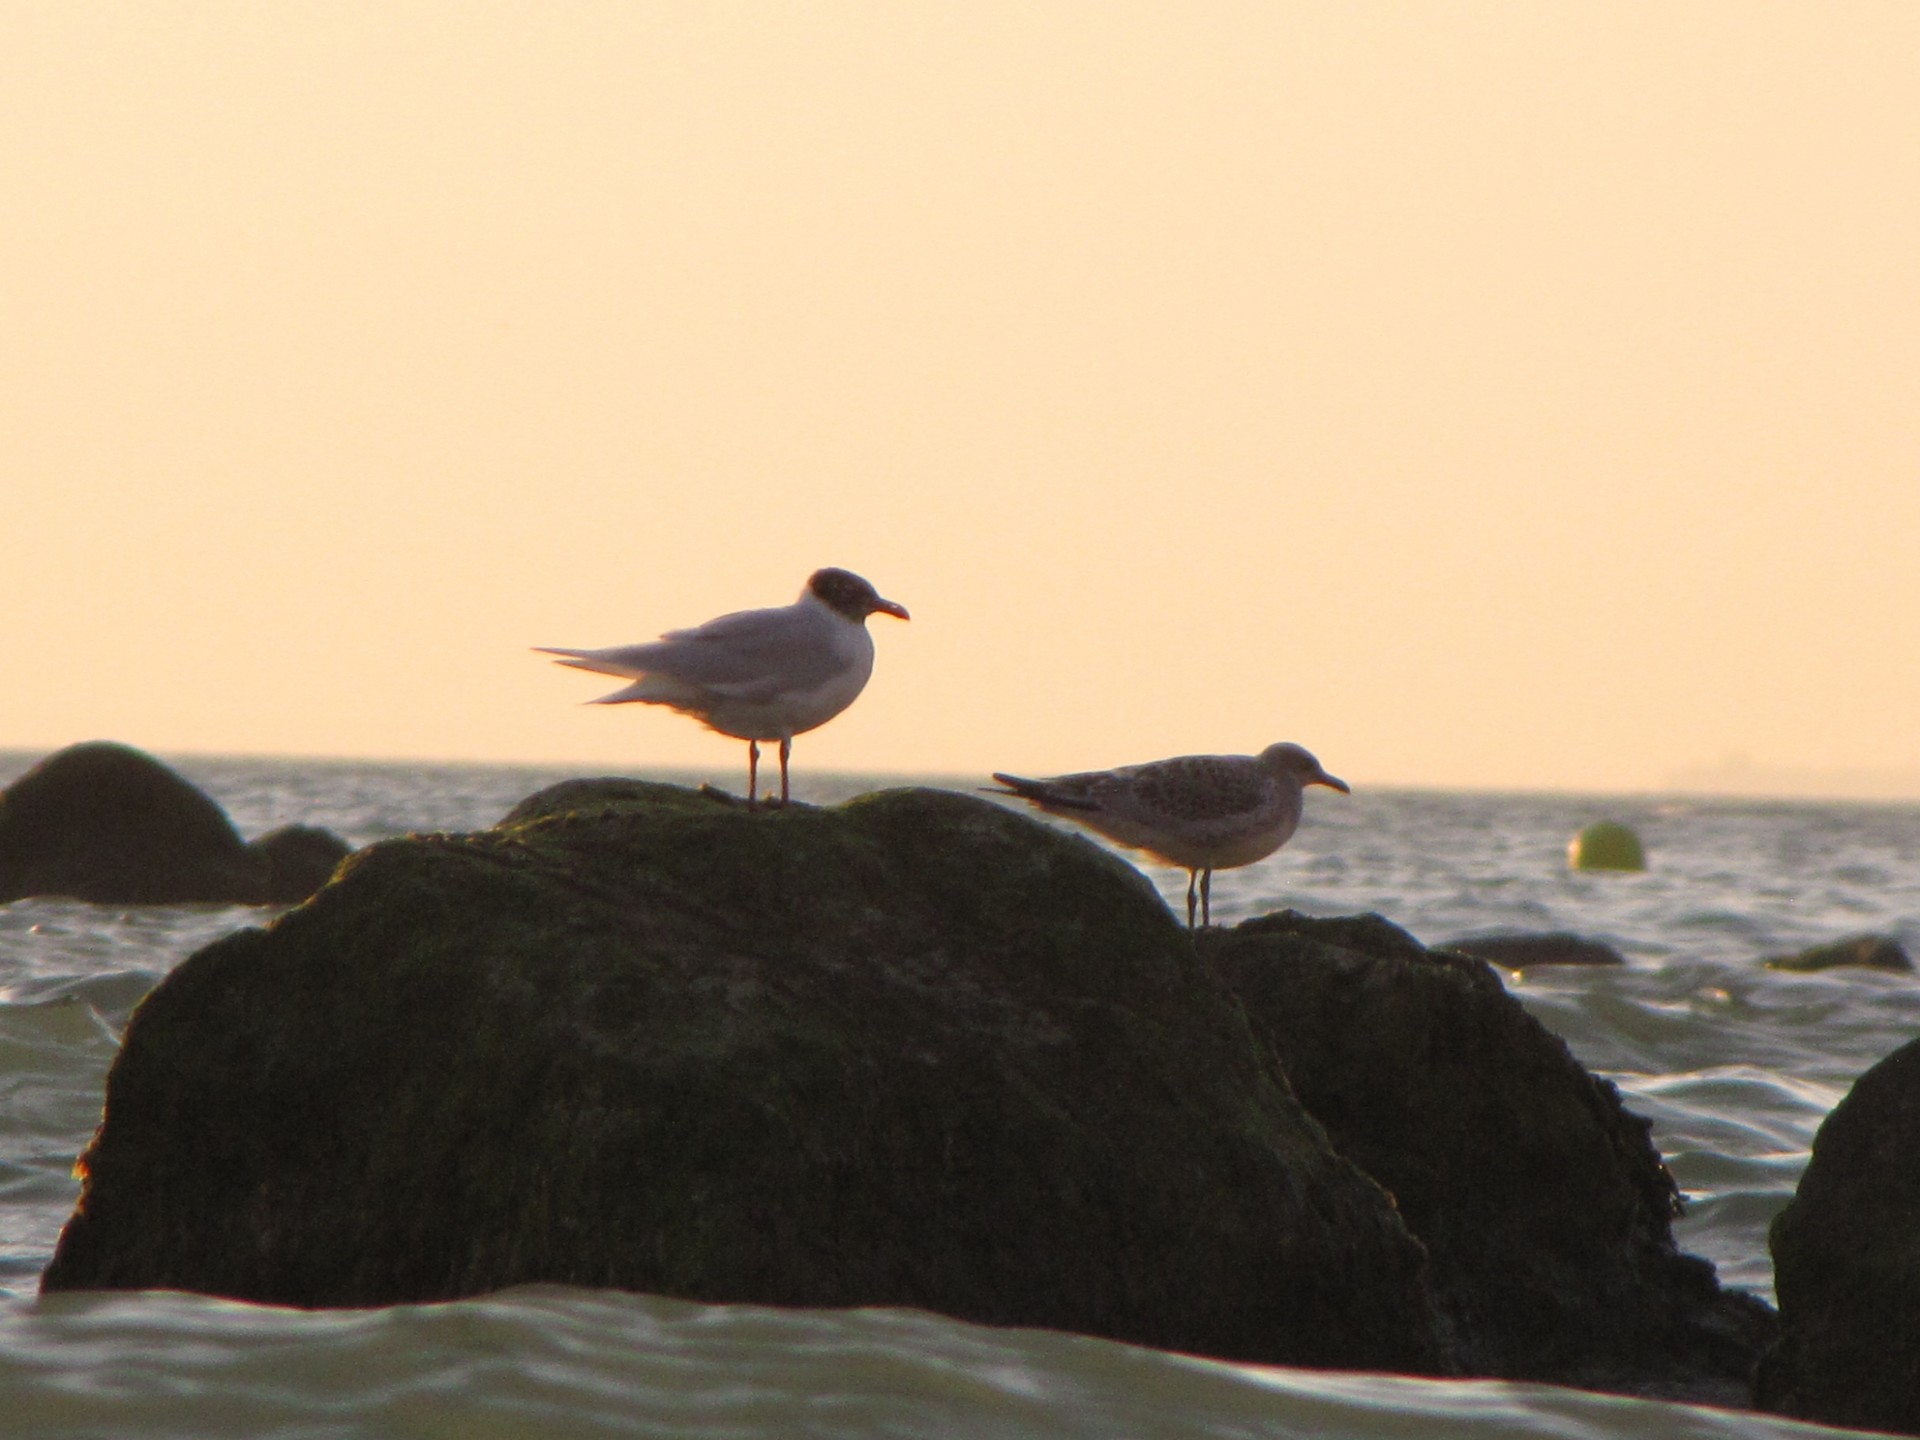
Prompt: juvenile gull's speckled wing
<box><xmin>1115</xmin><ymin>756</ymin><xmax>1279</xmax><ymax>826</ymax></box>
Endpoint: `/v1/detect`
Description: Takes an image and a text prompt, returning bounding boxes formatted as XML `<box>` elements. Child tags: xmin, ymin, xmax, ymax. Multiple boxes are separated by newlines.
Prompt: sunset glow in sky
<box><xmin>6</xmin><ymin>4</ymin><xmax>1918</xmax><ymax>794</ymax></box>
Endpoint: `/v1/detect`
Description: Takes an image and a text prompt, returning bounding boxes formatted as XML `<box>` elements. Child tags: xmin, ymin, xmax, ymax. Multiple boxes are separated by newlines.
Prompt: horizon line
<box><xmin>6</xmin><ymin>741</ymin><xmax>1920</xmax><ymax>808</ymax></box>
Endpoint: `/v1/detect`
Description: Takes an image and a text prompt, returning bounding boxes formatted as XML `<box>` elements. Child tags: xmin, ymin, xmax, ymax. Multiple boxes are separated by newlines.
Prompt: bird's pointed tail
<box><xmin>985</xmin><ymin>773</ymin><xmax>1100</xmax><ymax>812</ymax></box>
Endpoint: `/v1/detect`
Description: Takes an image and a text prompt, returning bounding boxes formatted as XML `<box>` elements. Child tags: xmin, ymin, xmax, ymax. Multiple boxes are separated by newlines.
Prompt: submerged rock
<box><xmin>0</xmin><ymin>741</ymin><xmax>348</xmax><ymax>906</ymax></box>
<box><xmin>1441</xmin><ymin>931</ymin><xmax>1628</xmax><ymax>969</ymax></box>
<box><xmin>1205</xmin><ymin>911</ymin><xmax>1774</xmax><ymax>1404</ymax></box>
<box><xmin>1756</xmin><ymin>1038</ymin><xmax>1920</xmax><ymax>1434</ymax></box>
<box><xmin>1762</xmin><ymin>934</ymin><xmax>1912</xmax><ymax>973</ymax></box>
<box><xmin>43</xmin><ymin>781</ymin><xmax>1446</xmax><ymax>1374</ymax></box>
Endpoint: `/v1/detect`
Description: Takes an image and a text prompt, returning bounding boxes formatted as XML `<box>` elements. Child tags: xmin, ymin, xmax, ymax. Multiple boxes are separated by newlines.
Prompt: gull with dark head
<box><xmin>989</xmin><ymin>743</ymin><xmax>1350</xmax><ymax>928</ymax></box>
<box><xmin>537</xmin><ymin>568</ymin><xmax>909</xmax><ymax>804</ymax></box>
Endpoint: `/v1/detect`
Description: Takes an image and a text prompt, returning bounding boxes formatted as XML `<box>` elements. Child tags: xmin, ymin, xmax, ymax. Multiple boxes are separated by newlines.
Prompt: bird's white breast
<box><xmin>699</xmin><ymin>614</ymin><xmax>875</xmax><ymax>741</ymax></box>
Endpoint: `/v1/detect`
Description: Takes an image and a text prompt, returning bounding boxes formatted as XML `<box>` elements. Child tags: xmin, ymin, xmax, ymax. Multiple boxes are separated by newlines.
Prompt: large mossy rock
<box><xmin>1755</xmin><ymin>1038</ymin><xmax>1920</xmax><ymax>1434</ymax></box>
<box><xmin>1204</xmin><ymin>911</ymin><xmax>1775</xmax><ymax>1403</ymax></box>
<box><xmin>0</xmin><ymin>741</ymin><xmax>349</xmax><ymax>905</ymax></box>
<box><xmin>42</xmin><ymin>781</ymin><xmax>1447</xmax><ymax>1373</ymax></box>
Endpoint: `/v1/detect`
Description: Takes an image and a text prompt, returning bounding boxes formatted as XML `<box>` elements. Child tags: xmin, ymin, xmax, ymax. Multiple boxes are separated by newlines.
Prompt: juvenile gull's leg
<box><xmin>1200</xmin><ymin>868</ymin><xmax>1213</xmax><ymax>928</ymax></box>
<box><xmin>748</xmin><ymin>740</ymin><xmax>760</xmax><ymax>804</ymax></box>
<box><xmin>1185</xmin><ymin>870</ymin><xmax>1199</xmax><ymax>930</ymax></box>
<box><xmin>779</xmin><ymin>737</ymin><xmax>792</xmax><ymax>806</ymax></box>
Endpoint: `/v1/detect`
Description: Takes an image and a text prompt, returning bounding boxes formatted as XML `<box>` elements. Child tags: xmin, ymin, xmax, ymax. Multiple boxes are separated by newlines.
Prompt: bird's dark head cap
<box><xmin>807</xmin><ymin>568</ymin><xmax>910</xmax><ymax>622</ymax></box>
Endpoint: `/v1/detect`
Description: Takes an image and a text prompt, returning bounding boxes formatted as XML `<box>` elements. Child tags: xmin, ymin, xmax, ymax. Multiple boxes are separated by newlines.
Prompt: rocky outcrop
<box><xmin>1763</xmin><ymin>934</ymin><xmax>1912</xmax><ymax>973</ymax></box>
<box><xmin>1441</xmin><ymin>931</ymin><xmax>1628</xmax><ymax>969</ymax></box>
<box><xmin>43</xmin><ymin>781</ymin><xmax>1447</xmax><ymax>1374</ymax></box>
<box><xmin>1206</xmin><ymin>912</ymin><xmax>1773</xmax><ymax>1404</ymax></box>
<box><xmin>40</xmin><ymin>779</ymin><xmax>1768</xmax><ymax>1397</ymax></box>
<box><xmin>1755</xmin><ymin>1038</ymin><xmax>1920</xmax><ymax>1434</ymax></box>
<box><xmin>0</xmin><ymin>742</ymin><xmax>349</xmax><ymax>906</ymax></box>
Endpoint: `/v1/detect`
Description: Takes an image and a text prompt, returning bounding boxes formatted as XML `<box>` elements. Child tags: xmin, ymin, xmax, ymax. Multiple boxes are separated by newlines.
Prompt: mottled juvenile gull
<box><xmin>537</xmin><ymin>568</ymin><xmax>909</xmax><ymax>804</ymax></box>
<box><xmin>989</xmin><ymin>743</ymin><xmax>1350</xmax><ymax>928</ymax></box>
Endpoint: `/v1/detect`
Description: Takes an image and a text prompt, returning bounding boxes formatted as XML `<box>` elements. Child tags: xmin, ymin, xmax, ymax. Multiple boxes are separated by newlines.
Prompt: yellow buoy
<box><xmin>1568</xmin><ymin>821</ymin><xmax>1645</xmax><ymax>872</ymax></box>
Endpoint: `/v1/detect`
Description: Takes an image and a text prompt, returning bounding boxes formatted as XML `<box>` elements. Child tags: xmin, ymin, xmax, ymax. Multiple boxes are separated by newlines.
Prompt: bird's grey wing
<box><xmin>540</xmin><ymin>604</ymin><xmax>829</xmax><ymax>686</ymax></box>
<box><xmin>637</xmin><ymin>603</ymin><xmax>847</xmax><ymax>697</ymax></box>
<box><xmin>656</xmin><ymin>601</ymin><xmax>815</xmax><ymax>648</ymax></box>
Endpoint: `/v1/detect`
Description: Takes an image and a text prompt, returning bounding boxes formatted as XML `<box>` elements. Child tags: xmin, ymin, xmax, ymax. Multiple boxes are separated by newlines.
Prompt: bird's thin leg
<box><xmin>778</xmin><ymin>737</ymin><xmax>792</xmax><ymax>805</ymax></box>
<box><xmin>747</xmin><ymin>740</ymin><xmax>760</xmax><ymax>805</ymax></box>
<box><xmin>1201</xmin><ymin>868</ymin><xmax>1213</xmax><ymax>928</ymax></box>
<box><xmin>1185</xmin><ymin>870</ymin><xmax>1198</xmax><ymax>929</ymax></box>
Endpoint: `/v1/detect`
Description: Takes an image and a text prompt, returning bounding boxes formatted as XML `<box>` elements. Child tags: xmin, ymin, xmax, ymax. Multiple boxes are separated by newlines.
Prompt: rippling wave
<box><xmin>0</xmin><ymin>1287</ymin><xmax>1875</xmax><ymax>1440</ymax></box>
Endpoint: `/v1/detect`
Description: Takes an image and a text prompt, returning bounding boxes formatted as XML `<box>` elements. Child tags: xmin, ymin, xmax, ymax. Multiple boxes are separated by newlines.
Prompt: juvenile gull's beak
<box><xmin>1315</xmin><ymin>771</ymin><xmax>1352</xmax><ymax>794</ymax></box>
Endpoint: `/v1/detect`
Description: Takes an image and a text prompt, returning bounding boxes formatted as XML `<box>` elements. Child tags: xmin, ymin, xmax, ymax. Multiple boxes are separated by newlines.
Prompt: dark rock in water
<box><xmin>247</xmin><ymin>825</ymin><xmax>354</xmax><ymax>905</ymax></box>
<box><xmin>1756</xmin><ymin>1038</ymin><xmax>1920</xmax><ymax>1434</ymax></box>
<box><xmin>1763</xmin><ymin>933</ymin><xmax>1913</xmax><ymax>973</ymax></box>
<box><xmin>1441</xmin><ymin>931</ymin><xmax>1628</xmax><ymax>969</ymax></box>
<box><xmin>42</xmin><ymin>781</ymin><xmax>1448</xmax><ymax>1375</ymax></box>
<box><xmin>0</xmin><ymin>742</ymin><xmax>348</xmax><ymax>906</ymax></box>
<box><xmin>1205</xmin><ymin>910</ymin><xmax>1775</xmax><ymax>1404</ymax></box>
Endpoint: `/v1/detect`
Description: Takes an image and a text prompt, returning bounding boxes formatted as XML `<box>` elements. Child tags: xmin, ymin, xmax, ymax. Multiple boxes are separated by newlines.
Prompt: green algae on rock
<box><xmin>43</xmin><ymin>780</ymin><xmax>1446</xmax><ymax>1374</ymax></box>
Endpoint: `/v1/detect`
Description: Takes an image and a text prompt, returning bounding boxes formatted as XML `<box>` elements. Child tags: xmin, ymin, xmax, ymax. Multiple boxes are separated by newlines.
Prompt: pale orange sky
<box><xmin>4</xmin><ymin>4</ymin><xmax>1918</xmax><ymax>794</ymax></box>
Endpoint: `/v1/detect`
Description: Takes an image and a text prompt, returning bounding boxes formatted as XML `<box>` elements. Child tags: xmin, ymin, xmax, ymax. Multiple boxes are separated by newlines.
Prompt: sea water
<box><xmin>2</xmin><ymin>752</ymin><xmax>1913</xmax><ymax>1439</ymax></box>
